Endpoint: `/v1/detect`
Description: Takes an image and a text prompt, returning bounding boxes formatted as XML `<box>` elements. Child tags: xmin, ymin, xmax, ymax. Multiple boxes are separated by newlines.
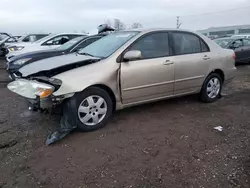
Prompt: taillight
<box><xmin>232</xmin><ymin>52</ymin><xmax>236</xmax><ymax>61</ymax></box>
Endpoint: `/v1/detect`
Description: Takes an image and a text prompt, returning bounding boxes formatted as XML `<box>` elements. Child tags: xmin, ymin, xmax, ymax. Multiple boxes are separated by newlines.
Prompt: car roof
<box><xmin>233</xmin><ymin>34</ymin><xmax>250</xmax><ymax>36</ymax></box>
<box><xmin>125</xmin><ymin>28</ymin><xmax>196</xmax><ymax>32</ymax></box>
<box><xmin>34</xmin><ymin>33</ymin><xmax>87</xmax><ymax>44</ymax></box>
<box><xmin>214</xmin><ymin>37</ymin><xmax>234</xmax><ymax>40</ymax></box>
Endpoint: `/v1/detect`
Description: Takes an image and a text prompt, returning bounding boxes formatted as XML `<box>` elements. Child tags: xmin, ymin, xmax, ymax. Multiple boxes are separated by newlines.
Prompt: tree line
<box><xmin>105</xmin><ymin>19</ymin><xmax>143</xmax><ymax>30</ymax></box>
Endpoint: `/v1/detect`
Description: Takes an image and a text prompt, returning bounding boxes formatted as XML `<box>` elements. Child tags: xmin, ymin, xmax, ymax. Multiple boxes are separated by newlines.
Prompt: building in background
<box><xmin>197</xmin><ymin>25</ymin><xmax>250</xmax><ymax>38</ymax></box>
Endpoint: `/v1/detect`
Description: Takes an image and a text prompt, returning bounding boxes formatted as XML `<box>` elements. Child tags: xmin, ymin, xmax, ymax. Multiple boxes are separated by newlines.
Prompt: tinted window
<box><xmin>43</xmin><ymin>35</ymin><xmax>70</xmax><ymax>45</ymax></box>
<box><xmin>172</xmin><ymin>32</ymin><xmax>201</xmax><ymax>55</ymax></box>
<box><xmin>74</xmin><ymin>37</ymin><xmax>101</xmax><ymax>51</ymax></box>
<box><xmin>233</xmin><ymin>39</ymin><xmax>243</xmax><ymax>48</ymax></box>
<box><xmin>129</xmin><ymin>32</ymin><xmax>169</xmax><ymax>59</ymax></box>
<box><xmin>22</xmin><ymin>36</ymin><xmax>30</xmax><ymax>42</ymax></box>
<box><xmin>35</xmin><ymin>34</ymin><xmax>48</xmax><ymax>41</ymax></box>
<box><xmin>68</xmin><ymin>35</ymin><xmax>83</xmax><ymax>40</ymax></box>
<box><xmin>201</xmin><ymin>40</ymin><xmax>209</xmax><ymax>52</ymax></box>
<box><xmin>243</xmin><ymin>39</ymin><xmax>250</xmax><ymax>46</ymax></box>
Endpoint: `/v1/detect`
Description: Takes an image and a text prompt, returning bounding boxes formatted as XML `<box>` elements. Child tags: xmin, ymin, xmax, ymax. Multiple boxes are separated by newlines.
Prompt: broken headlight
<box><xmin>7</xmin><ymin>79</ymin><xmax>55</xmax><ymax>99</ymax></box>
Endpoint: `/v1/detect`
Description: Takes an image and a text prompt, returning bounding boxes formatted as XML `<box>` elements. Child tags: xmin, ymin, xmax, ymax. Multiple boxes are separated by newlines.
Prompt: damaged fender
<box><xmin>52</xmin><ymin>59</ymin><xmax>122</xmax><ymax>109</ymax></box>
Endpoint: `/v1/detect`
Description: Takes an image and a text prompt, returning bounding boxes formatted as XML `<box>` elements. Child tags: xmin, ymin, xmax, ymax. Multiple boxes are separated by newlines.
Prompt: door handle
<box><xmin>203</xmin><ymin>55</ymin><xmax>210</xmax><ymax>60</ymax></box>
<box><xmin>163</xmin><ymin>60</ymin><xmax>174</xmax><ymax>65</ymax></box>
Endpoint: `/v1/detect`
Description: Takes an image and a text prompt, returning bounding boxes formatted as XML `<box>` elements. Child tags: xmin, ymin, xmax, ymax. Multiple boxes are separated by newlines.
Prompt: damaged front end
<box><xmin>7</xmin><ymin>77</ymin><xmax>77</xmax><ymax>145</ymax></box>
<box><xmin>7</xmin><ymin>77</ymin><xmax>73</xmax><ymax>112</ymax></box>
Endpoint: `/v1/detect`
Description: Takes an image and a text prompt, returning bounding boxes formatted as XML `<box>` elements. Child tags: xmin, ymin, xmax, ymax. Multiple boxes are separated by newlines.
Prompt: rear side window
<box><xmin>201</xmin><ymin>40</ymin><xmax>209</xmax><ymax>52</ymax></box>
<box><xmin>129</xmin><ymin>32</ymin><xmax>169</xmax><ymax>59</ymax></box>
<box><xmin>172</xmin><ymin>32</ymin><xmax>209</xmax><ymax>55</ymax></box>
<box><xmin>243</xmin><ymin>39</ymin><xmax>250</xmax><ymax>46</ymax></box>
<box><xmin>68</xmin><ymin>35</ymin><xmax>85</xmax><ymax>40</ymax></box>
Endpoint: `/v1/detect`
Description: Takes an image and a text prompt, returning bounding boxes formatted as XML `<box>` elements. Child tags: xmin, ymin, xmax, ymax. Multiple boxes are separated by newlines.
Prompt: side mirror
<box><xmin>123</xmin><ymin>50</ymin><xmax>142</xmax><ymax>62</ymax></box>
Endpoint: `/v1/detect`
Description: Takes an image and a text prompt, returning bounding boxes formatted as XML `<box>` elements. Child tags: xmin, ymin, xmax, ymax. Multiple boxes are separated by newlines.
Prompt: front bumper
<box><xmin>28</xmin><ymin>96</ymin><xmax>53</xmax><ymax>110</ymax></box>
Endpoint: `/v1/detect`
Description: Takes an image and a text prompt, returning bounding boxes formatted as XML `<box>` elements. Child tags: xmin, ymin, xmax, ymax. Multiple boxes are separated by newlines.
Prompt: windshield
<box><xmin>214</xmin><ymin>38</ymin><xmax>234</xmax><ymax>48</ymax></box>
<box><xmin>78</xmin><ymin>31</ymin><xmax>139</xmax><ymax>58</ymax></box>
<box><xmin>56</xmin><ymin>36</ymin><xmax>85</xmax><ymax>50</ymax></box>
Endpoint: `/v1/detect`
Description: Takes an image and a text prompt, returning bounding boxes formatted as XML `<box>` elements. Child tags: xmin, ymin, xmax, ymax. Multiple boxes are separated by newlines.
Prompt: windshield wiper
<box><xmin>76</xmin><ymin>51</ymin><xmax>95</xmax><ymax>57</ymax></box>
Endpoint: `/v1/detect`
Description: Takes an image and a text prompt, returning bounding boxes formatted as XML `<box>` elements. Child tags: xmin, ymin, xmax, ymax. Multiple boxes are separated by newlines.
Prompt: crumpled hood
<box><xmin>19</xmin><ymin>53</ymin><xmax>100</xmax><ymax>77</ymax></box>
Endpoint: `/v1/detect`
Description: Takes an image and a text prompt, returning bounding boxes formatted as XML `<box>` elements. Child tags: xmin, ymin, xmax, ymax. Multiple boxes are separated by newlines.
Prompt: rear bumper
<box><xmin>224</xmin><ymin>67</ymin><xmax>237</xmax><ymax>84</ymax></box>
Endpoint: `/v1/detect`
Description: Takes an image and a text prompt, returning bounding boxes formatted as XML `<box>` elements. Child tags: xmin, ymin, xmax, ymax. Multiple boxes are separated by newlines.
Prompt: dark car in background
<box><xmin>214</xmin><ymin>37</ymin><xmax>250</xmax><ymax>64</ymax></box>
<box><xmin>6</xmin><ymin>34</ymin><xmax>105</xmax><ymax>79</ymax></box>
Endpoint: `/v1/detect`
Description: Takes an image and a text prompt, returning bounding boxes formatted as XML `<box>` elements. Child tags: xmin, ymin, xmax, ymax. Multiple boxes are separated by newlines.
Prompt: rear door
<box><xmin>170</xmin><ymin>31</ymin><xmax>212</xmax><ymax>95</ymax></box>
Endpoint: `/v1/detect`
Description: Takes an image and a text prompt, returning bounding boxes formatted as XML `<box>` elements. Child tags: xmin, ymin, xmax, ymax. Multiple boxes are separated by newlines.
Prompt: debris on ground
<box><xmin>46</xmin><ymin>98</ymin><xmax>77</xmax><ymax>146</ymax></box>
<box><xmin>214</xmin><ymin>126</ymin><xmax>223</xmax><ymax>132</ymax></box>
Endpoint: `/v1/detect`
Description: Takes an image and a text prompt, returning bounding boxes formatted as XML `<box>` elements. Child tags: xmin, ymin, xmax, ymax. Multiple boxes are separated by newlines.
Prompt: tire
<box><xmin>200</xmin><ymin>73</ymin><xmax>222</xmax><ymax>103</ymax></box>
<box><xmin>74</xmin><ymin>87</ymin><xmax>113</xmax><ymax>131</ymax></box>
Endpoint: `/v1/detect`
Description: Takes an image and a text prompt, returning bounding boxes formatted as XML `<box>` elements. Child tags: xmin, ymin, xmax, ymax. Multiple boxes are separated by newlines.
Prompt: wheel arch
<box><xmin>85</xmin><ymin>84</ymin><xmax>117</xmax><ymax>112</ymax></box>
<box><xmin>208</xmin><ymin>69</ymin><xmax>225</xmax><ymax>83</ymax></box>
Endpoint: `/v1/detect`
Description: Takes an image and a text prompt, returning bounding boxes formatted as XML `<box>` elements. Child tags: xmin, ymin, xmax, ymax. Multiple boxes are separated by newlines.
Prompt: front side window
<box><xmin>201</xmin><ymin>40</ymin><xmax>209</xmax><ymax>52</ymax></box>
<box><xmin>172</xmin><ymin>32</ymin><xmax>202</xmax><ymax>55</ymax></box>
<box><xmin>128</xmin><ymin>32</ymin><xmax>169</xmax><ymax>59</ymax></box>
<box><xmin>78</xmin><ymin>31</ymin><xmax>139</xmax><ymax>58</ymax></box>
<box><xmin>43</xmin><ymin>35</ymin><xmax>69</xmax><ymax>45</ymax></box>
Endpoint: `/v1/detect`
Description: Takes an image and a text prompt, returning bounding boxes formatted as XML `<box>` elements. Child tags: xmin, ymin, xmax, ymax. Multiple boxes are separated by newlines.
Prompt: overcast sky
<box><xmin>1</xmin><ymin>0</ymin><xmax>250</xmax><ymax>35</ymax></box>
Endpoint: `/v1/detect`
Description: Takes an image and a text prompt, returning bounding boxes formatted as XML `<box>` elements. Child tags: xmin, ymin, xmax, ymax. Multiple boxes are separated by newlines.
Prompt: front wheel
<box><xmin>200</xmin><ymin>73</ymin><xmax>222</xmax><ymax>103</ymax></box>
<box><xmin>75</xmin><ymin>87</ymin><xmax>113</xmax><ymax>131</ymax></box>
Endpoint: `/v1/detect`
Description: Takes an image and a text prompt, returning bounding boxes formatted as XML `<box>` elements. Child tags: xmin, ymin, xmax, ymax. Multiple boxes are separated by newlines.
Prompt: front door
<box><xmin>120</xmin><ymin>32</ymin><xmax>174</xmax><ymax>105</ymax></box>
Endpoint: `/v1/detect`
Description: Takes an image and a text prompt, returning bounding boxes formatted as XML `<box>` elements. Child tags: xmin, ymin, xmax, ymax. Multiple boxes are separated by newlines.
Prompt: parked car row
<box><xmin>7</xmin><ymin>34</ymin><xmax>107</xmax><ymax>79</ymax></box>
<box><xmin>7</xmin><ymin>27</ymin><xmax>236</xmax><ymax>134</ymax></box>
<box><xmin>0</xmin><ymin>33</ymin><xmax>49</xmax><ymax>57</ymax></box>
<box><xmin>6</xmin><ymin>33</ymin><xmax>87</xmax><ymax>60</ymax></box>
<box><xmin>214</xmin><ymin>37</ymin><xmax>250</xmax><ymax>64</ymax></box>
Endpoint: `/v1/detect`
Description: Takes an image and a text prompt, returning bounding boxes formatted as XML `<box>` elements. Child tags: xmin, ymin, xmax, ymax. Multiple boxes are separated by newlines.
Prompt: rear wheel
<box><xmin>75</xmin><ymin>87</ymin><xmax>113</xmax><ymax>131</ymax></box>
<box><xmin>200</xmin><ymin>73</ymin><xmax>222</xmax><ymax>103</ymax></box>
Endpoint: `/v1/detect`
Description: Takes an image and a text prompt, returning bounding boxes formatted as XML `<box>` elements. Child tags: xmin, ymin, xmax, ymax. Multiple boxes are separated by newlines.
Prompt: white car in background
<box><xmin>4</xmin><ymin>34</ymin><xmax>49</xmax><ymax>47</ymax></box>
<box><xmin>6</xmin><ymin>33</ymin><xmax>87</xmax><ymax>61</ymax></box>
<box><xmin>231</xmin><ymin>34</ymin><xmax>250</xmax><ymax>39</ymax></box>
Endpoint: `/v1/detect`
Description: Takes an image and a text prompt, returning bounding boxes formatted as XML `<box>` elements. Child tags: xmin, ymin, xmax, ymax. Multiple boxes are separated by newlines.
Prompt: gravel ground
<box><xmin>0</xmin><ymin>59</ymin><xmax>250</xmax><ymax>188</ymax></box>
